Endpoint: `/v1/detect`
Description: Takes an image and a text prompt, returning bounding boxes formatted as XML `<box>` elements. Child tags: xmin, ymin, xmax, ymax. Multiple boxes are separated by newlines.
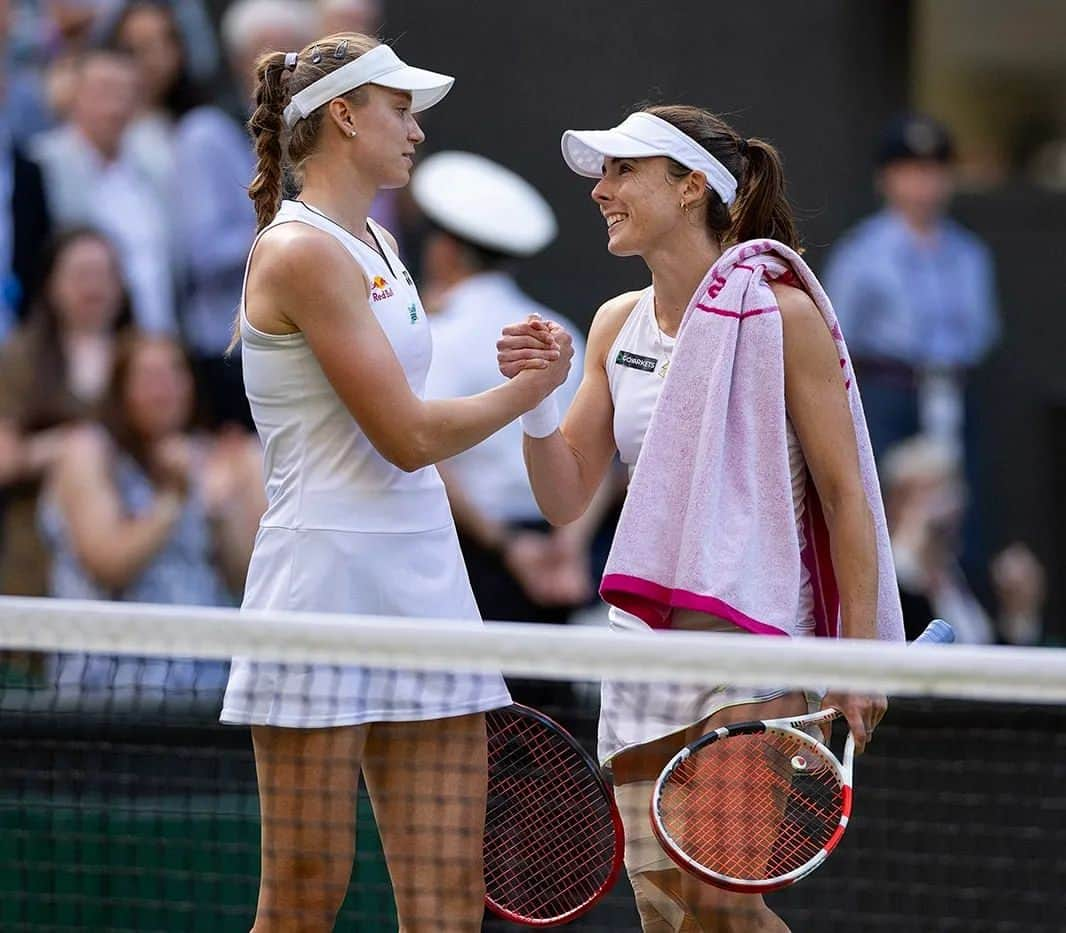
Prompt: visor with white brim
<box><xmin>561</xmin><ymin>111</ymin><xmax>738</xmax><ymax>206</ymax></box>
<box><xmin>283</xmin><ymin>44</ymin><xmax>454</xmax><ymax>129</ymax></box>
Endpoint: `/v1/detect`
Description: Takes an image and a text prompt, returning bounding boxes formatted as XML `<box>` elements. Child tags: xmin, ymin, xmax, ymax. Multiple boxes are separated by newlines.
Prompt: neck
<box><xmin>77</xmin><ymin>125</ymin><xmax>120</xmax><ymax>163</ymax></box>
<box><xmin>645</xmin><ymin>230</ymin><xmax>722</xmax><ymax>336</ymax></box>
<box><xmin>894</xmin><ymin>206</ymin><xmax>940</xmax><ymax>238</ymax></box>
<box><xmin>298</xmin><ymin>156</ymin><xmax>379</xmax><ymax>237</ymax></box>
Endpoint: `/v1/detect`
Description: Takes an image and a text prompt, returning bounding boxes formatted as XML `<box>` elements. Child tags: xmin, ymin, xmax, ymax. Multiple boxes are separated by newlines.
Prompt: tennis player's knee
<box><xmin>616</xmin><ymin>781</ymin><xmax>689</xmax><ymax>931</ymax></box>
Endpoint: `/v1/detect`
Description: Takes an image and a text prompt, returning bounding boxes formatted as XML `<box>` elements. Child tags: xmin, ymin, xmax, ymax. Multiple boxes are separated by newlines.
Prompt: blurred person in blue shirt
<box><xmin>824</xmin><ymin>114</ymin><xmax>1000</xmax><ymax>465</ymax></box>
<box><xmin>172</xmin><ymin>0</ymin><xmax>316</xmax><ymax>428</ymax></box>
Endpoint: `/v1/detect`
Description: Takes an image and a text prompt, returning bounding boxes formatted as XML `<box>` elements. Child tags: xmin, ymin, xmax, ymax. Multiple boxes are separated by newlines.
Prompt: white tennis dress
<box><xmin>221</xmin><ymin>200</ymin><xmax>511</xmax><ymax>728</ymax></box>
<box><xmin>600</xmin><ymin>287</ymin><xmax>816</xmax><ymax>764</ymax></box>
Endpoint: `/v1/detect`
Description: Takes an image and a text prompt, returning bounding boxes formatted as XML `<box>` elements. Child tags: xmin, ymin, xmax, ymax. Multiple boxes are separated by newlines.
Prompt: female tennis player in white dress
<box><xmin>218</xmin><ymin>34</ymin><xmax>572</xmax><ymax>932</ymax></box>
<box><xmin>499</xmin><ymin>106</ymin><xmax>889</xmax><ymax>933</ymax></box>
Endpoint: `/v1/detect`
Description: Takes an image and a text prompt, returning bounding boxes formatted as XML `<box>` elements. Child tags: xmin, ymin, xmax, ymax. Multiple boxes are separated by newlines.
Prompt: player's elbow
<box><xmin>380</xmin><ymin>431</ymin><xmax>434</xmax><ymax>474</ymax></box>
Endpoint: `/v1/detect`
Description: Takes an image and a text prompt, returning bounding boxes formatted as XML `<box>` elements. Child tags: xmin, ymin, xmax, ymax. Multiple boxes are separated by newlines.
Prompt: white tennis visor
<box><xmin>283</xmin><ymin>44</ymin><xmax>454</xmax><ymax>128</ymax></box>
<box><xmin>561</xmin><ymin>111</ymin><xmax>738</xmax><ymax>206</ymax></box>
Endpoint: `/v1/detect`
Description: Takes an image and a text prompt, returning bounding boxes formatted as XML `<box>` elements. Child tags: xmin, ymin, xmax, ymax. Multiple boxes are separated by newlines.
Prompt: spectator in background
<box><xmin>414</xmin><ymin>152</ymin><xmax>593</xmax><ymax>721</ymax></box>
<box><xmin>0</xmin><ymin>0</ymin><xmax>53</xmax><ymax>143</ymax></box>
<box><xmin>883</xmin><ymin>435</ymin><xmax>1045</xmax><ymax>645</ymax></box>
<box><xmin>824</xmin><ymin>114</ymin><xmax>1000</xmax><ymax>465</ymax></box>
<box><xmin>39</xmin><ymin>331</ymin><xmax>264</xmax><ymax>619</ymax></box>
<box><xmin>175</xmin><ymin>0</ymin><xmax>316</xmax><ymax>428</ymax></box>
<box><xmin>0</xmin><ymin>228</ymin><xmax>131</xmax><ymax>596</ymax></box>
<box><xmin>317</xmin><ymin>0</ymin><xmax>380</xmax><ymax>35</ymax></box>
<box><xmin>0</xmin><ymin>0</ymin><xmax>53</xmax><ymax>333</ymax></box>
<box><xmin>39</xmin><ymin>348</ymin><xmax>261</xmax><ymax>697</ymax></box>
<box><xmin>105</xmin><ymin>0</ymin><xmax>206</xmax><ymax>207</ymax></box>
<box><xmin>93</xmin><ymin>0</ymin><xmax>220</xmax><ymax>84</ymax></box>
<box><xmin>30</xmin><ymin>48</ymin><xmax>176</xmax><ymax>332</ymax></box>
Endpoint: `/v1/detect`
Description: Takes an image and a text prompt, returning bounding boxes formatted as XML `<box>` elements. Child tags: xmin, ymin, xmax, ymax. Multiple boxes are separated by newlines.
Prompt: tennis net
<box><xmin>1</xmin><ymin>596</ymin><xmax>1064</xmax><ymax>932</ymax></box>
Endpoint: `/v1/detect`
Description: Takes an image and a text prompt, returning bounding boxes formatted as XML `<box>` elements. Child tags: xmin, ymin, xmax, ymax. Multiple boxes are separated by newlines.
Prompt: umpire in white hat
<box><xmin>414</xmin><ymin>151</ymin><xmax>591</xmax><ymax>719</ymax></box>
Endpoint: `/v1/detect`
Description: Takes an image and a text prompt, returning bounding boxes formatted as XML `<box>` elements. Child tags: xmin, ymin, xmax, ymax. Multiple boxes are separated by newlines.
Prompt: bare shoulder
<box><xmin>770</xmin><ymin>281</ymin><xmax>821</xmax><ymax>327</ymax></box>
<box><xmin>248</xmin><ymin>222</ymin><xmax>371</xmax><ymax>332</ymax></box>
<box><xmin>587</xmin><ymin>290</ymin><xmax>644</xmax><ymax>357</ymax></box>
<box><xmin>251</xmin><ymin>222</ymin><xmax>361</xmax><ymax>289</ymax></box>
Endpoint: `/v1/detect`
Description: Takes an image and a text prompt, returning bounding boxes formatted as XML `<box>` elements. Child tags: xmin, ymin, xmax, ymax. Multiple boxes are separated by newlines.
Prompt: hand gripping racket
<box><xmin>650</xmin><ymin>619</ymin><xmax>955</xmax><ymax>893</ymax></box>
<box><xmin>484</xmin><ymin>703</ymin><xmax>624</xmax><ymax>926</ymax></box>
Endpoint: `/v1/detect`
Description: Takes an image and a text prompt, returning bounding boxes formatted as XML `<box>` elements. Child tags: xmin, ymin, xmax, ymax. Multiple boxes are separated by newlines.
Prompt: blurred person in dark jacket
<box><xmin>0</xmin><ymin>227</ymin><xmax>131</xmax><ymax>596</ymax></box>
<box><xmin>0</xmin><ymin>0</ymin><xmax>53</xmax><ymax>332</ymax></box>
<box><xmin>883</xmin><ymin>435</ymin><xmax>1045</xmax><ymax>645</ymax></box>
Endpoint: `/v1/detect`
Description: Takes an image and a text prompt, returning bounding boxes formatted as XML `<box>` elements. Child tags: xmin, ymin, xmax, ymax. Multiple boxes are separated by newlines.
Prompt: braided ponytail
<box><xmin>247</xmin><ymin>51</ymin><xmax>292</xmax><ymax>231</ymax></box>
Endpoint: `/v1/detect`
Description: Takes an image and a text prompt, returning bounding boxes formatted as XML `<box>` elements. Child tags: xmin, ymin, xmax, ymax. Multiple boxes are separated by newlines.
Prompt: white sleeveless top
<box><xmin>605</xmin><ymin>287</ymin><xmax>813</xmax><ymax>634</ymax></box>
<box><xmin>240</xmin><ymin>199</ymin><xmax>450</xmax><ymax>534</ymax></box>
<box><xmin>223</xmin><ymin>199</ymin><xmax>511</xmax><ymax>728</ymax></box>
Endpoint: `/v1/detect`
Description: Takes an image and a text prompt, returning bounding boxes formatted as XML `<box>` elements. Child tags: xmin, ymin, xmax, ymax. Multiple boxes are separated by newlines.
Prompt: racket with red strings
<box><xmin>651</xmin><ymin>619</ymin><xmax>955</xmax><ymax>894</ymax></box>
<box><xmin>484</xmin><ymin>703</ymin><xmax>624</xmax><ymax>926</ymax></box>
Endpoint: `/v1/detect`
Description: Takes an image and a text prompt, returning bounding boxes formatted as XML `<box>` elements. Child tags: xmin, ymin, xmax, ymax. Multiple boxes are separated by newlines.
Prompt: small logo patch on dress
<box><xmin>615</xmin><ymin>350</ymin><xmax>658</xmax><ymax>373</ymax></box>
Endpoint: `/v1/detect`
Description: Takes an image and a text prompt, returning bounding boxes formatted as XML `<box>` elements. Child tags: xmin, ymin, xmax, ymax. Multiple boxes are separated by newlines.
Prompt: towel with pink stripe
<box><xmin>600</xmin><ymin>239</ymin><xmax>904</xmax><ymax>642</ymax></box>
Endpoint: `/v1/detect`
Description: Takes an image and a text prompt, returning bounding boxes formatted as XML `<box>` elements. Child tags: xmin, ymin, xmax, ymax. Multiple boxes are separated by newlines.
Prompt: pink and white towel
<box><xmin>600</xmin><ymin>239</ymin><xmax>904</xmax><ymax>642</ymax></box>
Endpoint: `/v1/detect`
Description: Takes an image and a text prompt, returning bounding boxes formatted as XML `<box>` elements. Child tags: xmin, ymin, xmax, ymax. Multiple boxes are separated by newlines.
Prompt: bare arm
<box><xmin>246</xmin><ymin>225</ymin><xmax>571</xmax><ymax>473</ymax></box>
<box><xmin>777</xmin><ymin>282</ymin><xmax>885</xmax><ymax>752</ymax></box>
<box><xmin>53</xmin><ymin>429</ymin><xmax>182</xmax><ymax>592</ymax></box>
<box><xmin>498</xmin><ymin>294</ymin><xmax>637</xmax><ymax>525</ymax></box>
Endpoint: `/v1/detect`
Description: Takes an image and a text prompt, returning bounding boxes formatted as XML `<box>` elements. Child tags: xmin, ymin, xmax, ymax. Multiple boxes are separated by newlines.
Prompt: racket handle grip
<box><xmin>913</xmin><ymin>618</ymin><xmax>955</xmax><ymax>645</ymax></box>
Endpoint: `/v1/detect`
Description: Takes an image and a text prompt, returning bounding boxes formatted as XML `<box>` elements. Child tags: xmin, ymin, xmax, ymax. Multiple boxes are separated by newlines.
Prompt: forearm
<box><xmin>77</xmin><ymin>495</ymin><xmax>181</xmax><ymax>590</ymax></box>
<box><xmin>411</xmin><ymin>380</ymin><xmax>537</xmax><ymax>472</ymax></box>
<box><xmin>523</xmin><ymin>430</ymin><xmax>600</xmax><ymax>526</ymax></box>
<box><xmin>823</xmin><ymin>494</ymin><xmax>879</xmax><ymax>639</ymax></box>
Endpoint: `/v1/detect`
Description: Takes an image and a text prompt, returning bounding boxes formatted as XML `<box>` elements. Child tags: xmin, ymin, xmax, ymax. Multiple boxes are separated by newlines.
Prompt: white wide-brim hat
<box><xmin>412</xmin><ymin>151</ymin><xmax>557</xmax><ymax>258</ymax></box>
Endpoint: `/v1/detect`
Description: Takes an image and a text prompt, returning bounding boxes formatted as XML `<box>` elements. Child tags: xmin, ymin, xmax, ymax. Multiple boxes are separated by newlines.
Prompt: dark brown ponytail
<box><xmin>642</xmin><ymin>104</ymin><xmax>801</xmax><ymax>251</ymax></box>
<box><xmin>729</xmin><ymin>137</ymin><xmax>799</xmax><ymax>250</ymax></box>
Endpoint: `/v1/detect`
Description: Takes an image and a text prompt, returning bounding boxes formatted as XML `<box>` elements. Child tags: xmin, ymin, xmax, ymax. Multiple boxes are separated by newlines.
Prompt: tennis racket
<box><xmin>484</xmin><ymin>703</ymin><xmax>624</xmax><ymax>926</ymax></box>
<box><xmin>651</xmin><ymin>619</ymin><xmax>955</xmax><ymax>893</ymax></box>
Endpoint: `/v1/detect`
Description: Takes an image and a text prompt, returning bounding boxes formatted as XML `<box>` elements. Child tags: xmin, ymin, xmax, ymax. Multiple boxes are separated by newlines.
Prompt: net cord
<box><xmin>2</xmin><ymin>596</ymin><xmax>1065</xmax><ymax>702</ymax></box>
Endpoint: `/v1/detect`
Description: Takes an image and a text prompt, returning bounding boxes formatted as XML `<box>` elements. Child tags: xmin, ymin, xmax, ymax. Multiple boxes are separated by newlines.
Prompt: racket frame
<box><xmin>484</xmin><ymin>702</ymin><xmax>626</xmax><ymax>927</ymax></box>
<box><xmin>650</xmin><ymin>707</ymin><xmax>855</xmax><ymax>894</ymax></box>
<box><xmin>650</xmin><ymin>619</ymin><xmax>954</xmax><ymax>894</ymax></box>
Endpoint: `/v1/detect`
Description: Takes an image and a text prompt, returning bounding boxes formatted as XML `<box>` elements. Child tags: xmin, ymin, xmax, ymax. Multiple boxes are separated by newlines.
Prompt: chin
<box><xmin>606</xmin><ymin>235</ymin><xmax>641</xmax><ymax>257</ymax></box>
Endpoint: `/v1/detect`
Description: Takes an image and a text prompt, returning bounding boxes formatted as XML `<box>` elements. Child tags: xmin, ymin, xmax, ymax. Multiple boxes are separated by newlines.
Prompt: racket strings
<box><xmin>485</xmin><ymin>709</ymin><xmax>617</xmax><ymax>920</ymax></box>
<box><xmin>658</xmin><ymin>731</ymin><xmax>843</xmax><ymax>882</ymax></box>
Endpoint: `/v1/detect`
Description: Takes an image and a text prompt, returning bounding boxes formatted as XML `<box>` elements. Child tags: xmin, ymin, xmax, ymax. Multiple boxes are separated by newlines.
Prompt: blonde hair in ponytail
<box><xmin>230</xmin><ymin>32</ymin><xmax>379</xmax><ymax>351</ymax></box>
<box><xmin>246</xmin><ymin>31</ymin><xmax>380</xmax><ymax>231</ymax></box>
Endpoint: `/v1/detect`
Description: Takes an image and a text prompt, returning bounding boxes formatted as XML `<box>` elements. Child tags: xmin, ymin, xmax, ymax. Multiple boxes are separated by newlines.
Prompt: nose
<box><xmin>591</xmin><ymin>176</ymin><xmax>612</xmax><ymax>204</ymax></box>
<box><xmin>408</xmin><ymin>115</ymin><xmax>426</xmax><ymax>145</ymax></box>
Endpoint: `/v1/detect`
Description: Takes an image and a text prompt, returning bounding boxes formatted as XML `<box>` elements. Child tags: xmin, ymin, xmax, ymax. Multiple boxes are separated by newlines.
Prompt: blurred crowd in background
<box><xmin>0</xmin><ymin>0</ymin><xmax>1053</xmax><ymax>686</ymax></box>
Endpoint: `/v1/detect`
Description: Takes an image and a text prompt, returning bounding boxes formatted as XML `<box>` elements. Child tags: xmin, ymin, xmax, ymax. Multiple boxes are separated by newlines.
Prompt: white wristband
<box><xmin>520</xmin><ymin>392</ymin><xmax>560</xmax><ymax>438</ymax></box>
